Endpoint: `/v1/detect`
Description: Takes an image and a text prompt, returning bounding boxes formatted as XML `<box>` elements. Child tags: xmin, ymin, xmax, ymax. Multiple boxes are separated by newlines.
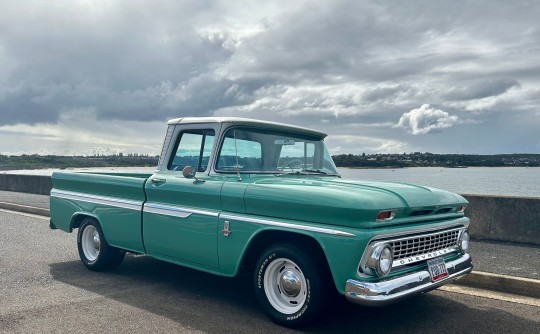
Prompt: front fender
<box><xmin>216</xmin><ymin>213</ymin><xmax>368</xmax><ymax>294</ymax></box>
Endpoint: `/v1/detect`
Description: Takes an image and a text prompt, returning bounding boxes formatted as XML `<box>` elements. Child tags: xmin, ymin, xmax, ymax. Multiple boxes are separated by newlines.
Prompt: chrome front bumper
<box><xmin>345</xmin><ymin>253</ymin><xmax>472</xmax><ymax>306</ymax></box>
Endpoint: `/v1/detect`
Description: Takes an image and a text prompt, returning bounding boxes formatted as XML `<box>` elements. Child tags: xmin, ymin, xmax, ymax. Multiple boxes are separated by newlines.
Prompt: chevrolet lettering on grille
<box><xmin>395</xmin><ymin>247</ymin><xmax>457</xmax><ymax>266</ymax></box>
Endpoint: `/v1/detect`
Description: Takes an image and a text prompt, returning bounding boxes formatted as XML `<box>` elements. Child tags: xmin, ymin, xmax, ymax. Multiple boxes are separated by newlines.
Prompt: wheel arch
<box><xmin>70</xmin><ymin>212</ymin><xmax>100</xmax><ymax>232</ymax></box>
<box><xmin>240</xmin><ymin>229</ymin><xmax>336</xmax><ymax>292</ymax></box>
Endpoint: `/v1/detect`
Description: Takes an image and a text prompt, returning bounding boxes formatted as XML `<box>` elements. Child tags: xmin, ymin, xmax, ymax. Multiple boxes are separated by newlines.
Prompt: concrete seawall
<box><xmin>1</xmin><ymin>174</ymin><xmax>538</xmax><ymax>245</ymax></box>
<box><xmin>462</xmin><ymin>194</ymin><xmax>539</xmax><ymax>245</ymax></box>
<box><xmin>0</xmin><ymin>174</ymin><xmax>52</xmax><ymax>195</ymax></box>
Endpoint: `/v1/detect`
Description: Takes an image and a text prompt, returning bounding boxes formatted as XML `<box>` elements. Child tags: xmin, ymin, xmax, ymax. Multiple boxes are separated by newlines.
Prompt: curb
<box><xmin>0</xmin><ymin>201</ymin><xmax>50</xmax><ymax>217</ymax></box>
<box><xmin>453</xmin><ymin>271</ymin><xmax>540</xmax><ymax>299</ymax></box>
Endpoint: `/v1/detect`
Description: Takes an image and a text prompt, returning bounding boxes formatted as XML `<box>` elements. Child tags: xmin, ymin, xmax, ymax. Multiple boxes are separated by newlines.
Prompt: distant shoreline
<box><xmin>1</xmin><ymin>152</ymin><xmax>539</xmax><ymax>170</ymax></box>
<box><xmin>332</xmin><ymin>152</ymin><xmax>539</xmax><ymax>168</ymax></box>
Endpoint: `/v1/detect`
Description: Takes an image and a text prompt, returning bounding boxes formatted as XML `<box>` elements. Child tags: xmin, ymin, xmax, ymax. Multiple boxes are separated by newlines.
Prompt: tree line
<box><xmin>332</xmin><ymin>152</ymin><xmax>540</xmax><ymax>168</ymax></box>
<box><xmin>0</xmin><ymin>154</ymin><xmax>159</xmax><ymax>170</ymax></box>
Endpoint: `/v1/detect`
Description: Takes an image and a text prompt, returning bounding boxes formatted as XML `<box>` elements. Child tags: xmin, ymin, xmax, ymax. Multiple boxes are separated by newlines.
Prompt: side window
<box><xmin>217</xmin><ymin>136</ymin><xmax>262</xmax><ymax>171</ymax></box>
<box><xmin>168</xmin><ymin>129</ymin><xmax>215</xmax><ymax>172</ymax></box>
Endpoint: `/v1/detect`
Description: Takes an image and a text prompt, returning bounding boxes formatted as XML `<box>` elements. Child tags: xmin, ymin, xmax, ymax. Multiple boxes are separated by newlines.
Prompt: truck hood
<box><xmin>243</xmin><ymin>176</ymin><xmax>467</xmax><ymax>228</ymax></box>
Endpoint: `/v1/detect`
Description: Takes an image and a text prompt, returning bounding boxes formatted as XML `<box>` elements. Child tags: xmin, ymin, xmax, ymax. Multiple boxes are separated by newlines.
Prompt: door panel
<box><xmin>143</xmin><ymin>127</ymin><xmax>223</xmax><ymax>269</ymax></box>
<box><xmin>144</xmin><ymin>174</ymin><xmax>223</xmax><ymax>268</ymax></box>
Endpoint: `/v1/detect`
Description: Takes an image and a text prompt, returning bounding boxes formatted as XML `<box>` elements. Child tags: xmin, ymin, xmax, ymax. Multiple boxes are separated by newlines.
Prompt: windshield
<box><xmin>215</xmin><ymin>127</ymin><xmax>339</xmax><ymax>175</ymax></box>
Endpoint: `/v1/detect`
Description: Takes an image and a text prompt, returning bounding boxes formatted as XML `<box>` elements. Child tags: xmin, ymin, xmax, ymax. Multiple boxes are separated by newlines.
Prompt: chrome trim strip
<box><xmin>370</xmin><ymin>220</ymin><xmax>467</xmax><ymax>241</ymax></box>
<box><xmin>346</xmin><ymin>253</ymin><xmax>472</xmax><ymax>306</ymax></box>
<box><xmin>143</xmin><ymin>202</ymin><xmax>219</xmax><ymax>218</ymax></box>
<box><xmin>50</xmin><ymin>189</ymin><xmax>142</xmax><ymax>211</ymax></box>
<box><xmin>220</xmin><ymin>213</ymin><xmax>356</xmax><ymax>237</ymax></box>
<box><xmin>382</xmin><ymin>227</ymin><xmax>463</xmax><ymax>245</ymax></box>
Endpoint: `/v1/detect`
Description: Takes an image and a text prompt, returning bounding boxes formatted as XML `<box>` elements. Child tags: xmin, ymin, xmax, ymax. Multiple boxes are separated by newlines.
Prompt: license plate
<box><xmin>427</xmin><ymin>257</ymin><xmax>449</xmax><ymax>282</ymax></box>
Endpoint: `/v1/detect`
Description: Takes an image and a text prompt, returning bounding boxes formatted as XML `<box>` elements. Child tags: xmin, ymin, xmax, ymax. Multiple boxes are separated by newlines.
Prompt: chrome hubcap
<box><xmin>263</xmin><ymin>258</ymin><xmax>307</xmax><ymax>314</ymax></box>
<box><xmin>280</xmin><ymin>270</ymin><xmax>302</xmax><ymax>297</ymax></box>
<box><xmin>93</xmin><ymin>234</ymin><xmax>100</xmax><ymax>250</ymax></box>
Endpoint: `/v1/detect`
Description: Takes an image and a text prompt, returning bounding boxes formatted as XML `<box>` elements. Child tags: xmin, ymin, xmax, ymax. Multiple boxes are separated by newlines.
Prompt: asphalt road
<box><xmin>0</xmin><ymin>210</ymin><xmax>539</xmax><ymax>333</ymax></box>
<box><xmin>0</xmin><ymin>190</ymin><xmax>49</xmax><ymax>209</ymax></box>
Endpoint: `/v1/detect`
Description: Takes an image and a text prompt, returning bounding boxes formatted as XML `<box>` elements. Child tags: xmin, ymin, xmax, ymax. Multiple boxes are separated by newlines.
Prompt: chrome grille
<box><xmin>391</xmin><ymin>230</ymin><xmax>460</xmax><ymax>260</ymax></box>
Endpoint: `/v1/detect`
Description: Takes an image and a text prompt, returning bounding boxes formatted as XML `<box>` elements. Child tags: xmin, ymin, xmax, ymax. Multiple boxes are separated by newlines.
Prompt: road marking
<box><xmin>0</xmin><ymin>208</ymin><xmax>49</xmax><ymax>220</ymax></box>
<box><xmin>441</xmin><ymin>285</ymin><xmax>540</xmax><ymax>307</ymax></box>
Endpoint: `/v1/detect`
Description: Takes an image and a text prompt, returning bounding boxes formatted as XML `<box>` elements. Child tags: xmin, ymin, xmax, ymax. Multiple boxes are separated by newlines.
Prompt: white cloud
<box><xmin>0</xmin><ymin>113</ymin><xmax>164</xmax><ymax>156</ymax></box>
<box><xmin>326</xmin><ymin>135</ymin><xmax>410</xmax><ymax>154</ymax></box>
<box><xmin>394</xmin><ymin>104</ymin><xmax>458</xmax><ymax>135</ymax></box>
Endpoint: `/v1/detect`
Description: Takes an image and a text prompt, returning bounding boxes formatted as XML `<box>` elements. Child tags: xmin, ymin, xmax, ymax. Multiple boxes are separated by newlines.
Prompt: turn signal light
<box><xmin>376</xmin><ymin>210</ymin><xmax>396</xmax><ymax>221</ymax></box>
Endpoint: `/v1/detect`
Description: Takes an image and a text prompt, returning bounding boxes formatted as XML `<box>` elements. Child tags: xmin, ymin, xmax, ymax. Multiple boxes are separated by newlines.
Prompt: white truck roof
<box><xmin>167</xmin><ymin>117</ymin><xmax>327</xmax><ymax>138</ymax></box>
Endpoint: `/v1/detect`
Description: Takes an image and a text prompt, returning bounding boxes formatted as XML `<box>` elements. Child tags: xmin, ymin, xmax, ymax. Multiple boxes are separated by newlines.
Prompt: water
<box><xmin>2</xmin><ymin>167</ymin><xmax>539</xmax><ymax>198</ymax></box>
<box><xmin>338</xmin><ymin>167</ymin><xmax>540</xmax><ymax>198</ymax></box>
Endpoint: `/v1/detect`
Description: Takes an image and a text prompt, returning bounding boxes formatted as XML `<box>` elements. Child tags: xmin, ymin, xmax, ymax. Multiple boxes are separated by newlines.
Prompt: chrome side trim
<box><xmin>346</xmin><ymin>253</ymin><xmax>472</xmax><ymax>306</ymax></box>
<box><xmin>220</xmin><ymin>213</ymin><xmax>356</xmax><ymax>237</ymax></box>
<box><xmin>50</xmin><ymin>189</ymin><xmax>142</xmax><ymax>211</ymax></box>
<box><xmin>143</xmin><ymin>202</ymin><xmax>219</xmax><ymax>218</ymax></box>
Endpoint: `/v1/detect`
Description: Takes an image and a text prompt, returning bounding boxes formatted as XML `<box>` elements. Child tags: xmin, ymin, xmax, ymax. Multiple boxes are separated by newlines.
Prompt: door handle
<box><xmin>151</xmin><ymin>178</ymin><xmax>166</xmax><ymax>184</ymax></box>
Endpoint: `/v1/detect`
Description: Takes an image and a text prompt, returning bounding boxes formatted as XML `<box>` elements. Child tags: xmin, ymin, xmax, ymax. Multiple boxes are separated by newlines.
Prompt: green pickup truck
<box><xmin>50</xmin><ymin>117</ymin><xmax>472</xmax><ymax>327</ymax></box>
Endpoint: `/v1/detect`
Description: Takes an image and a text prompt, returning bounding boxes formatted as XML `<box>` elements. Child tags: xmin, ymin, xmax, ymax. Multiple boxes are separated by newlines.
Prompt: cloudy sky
<box><xmin>1</xmin><ymin>0</ymin><xmax>539</xmax><ymax>156</ymax></box>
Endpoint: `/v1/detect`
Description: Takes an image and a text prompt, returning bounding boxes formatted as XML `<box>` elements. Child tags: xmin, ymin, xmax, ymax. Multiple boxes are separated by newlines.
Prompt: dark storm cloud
<box><xmin>0</xmin><ymin>1</ymin><xmax>244</xmax><ymax>125</ymax></box>
<box><xmin>224</xmin><ymin>1</ymin><xmax>529</xmax><ymax>84</ymax></box>
<box><xmin>94</xmin><ymin>75</ymin><xmax>258</xmax><ymax>122</ymax></box>
<box><xmin>0</xmin><ymin>81</ymin><xmax>61</xmax><ymax>124</ymax></box>
<box><xmin>361</xmin><ymin>84</ymin><xmax>415</xmax><ymax>103</ymax></box>
<box><xmin>1</xmin><ymin>0</ymin><xmax>540</xmax><ymax>154</ymax></box>
<box><xmin>443</xmin><ymin>79</ymin><xmax>520</xmax><ymax>101</ymax></box>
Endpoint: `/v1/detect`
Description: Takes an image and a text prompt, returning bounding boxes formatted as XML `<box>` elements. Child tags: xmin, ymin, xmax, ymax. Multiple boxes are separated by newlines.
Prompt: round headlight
<box><xmin>364</xmin><ymin>243</ymin><xmax>394</xmax><ymax>277</ymax></box>
<box><xmin>378</xmin><ymin>245</ymin><xmax>393</xmax><ymax>276</ymax></box>
<box><xmin>459</xmin><ymin>230</ymin><xmax>470</xmax><ymax>254</ymax></box>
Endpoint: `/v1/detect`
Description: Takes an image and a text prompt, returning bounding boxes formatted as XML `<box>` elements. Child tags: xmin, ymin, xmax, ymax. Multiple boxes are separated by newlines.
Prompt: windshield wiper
<box><xmin>278</xmin><ymin>169</ymin><xmax>339</xmax><ymax>176</ymax></box>
<box><xmin>302</xmin><ymin>169</ymin><xmax>329</xmax><ymax>174</ymax></box>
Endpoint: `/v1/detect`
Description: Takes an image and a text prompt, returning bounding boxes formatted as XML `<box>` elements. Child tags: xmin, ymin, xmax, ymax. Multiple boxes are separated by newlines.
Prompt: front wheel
<box><xmin>77</xmin><ymin>218</ymin><xmax>125</xmax><ymax>271</ymax></box>
<box><xmin>254</xmin><ymin>244</ymin><xmax>328</xmax><ymax>327</ymax></box>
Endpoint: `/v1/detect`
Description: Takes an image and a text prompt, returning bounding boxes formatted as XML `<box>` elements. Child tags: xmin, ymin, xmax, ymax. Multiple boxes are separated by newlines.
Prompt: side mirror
<box><xmin>182</xmin><ymin>166</ymin><xmax>195</xmax><ymax>179</ymax></box>
<box><xmin>182</xmin><ymin>166</ymin><xmax>205</xmax><ymax>183</ymax></box>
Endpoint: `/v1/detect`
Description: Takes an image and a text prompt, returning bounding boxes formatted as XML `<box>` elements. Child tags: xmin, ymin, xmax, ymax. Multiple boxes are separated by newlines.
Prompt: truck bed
<box><xmin>50</xmin><ymin>171</ymin><xmax>152</xmax><ymax>253</ymax></box>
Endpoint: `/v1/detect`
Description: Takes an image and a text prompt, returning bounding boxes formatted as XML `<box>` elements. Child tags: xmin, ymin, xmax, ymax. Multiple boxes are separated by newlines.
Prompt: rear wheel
<box><xmin>77</xmin><ymin>218</ymin><xmax>125</xmax><ymax>271</ymax></box>
<box><xmin>254</xmin><ymin>244</ymin><xmax>328</xmax><ymax>327</ymax></box>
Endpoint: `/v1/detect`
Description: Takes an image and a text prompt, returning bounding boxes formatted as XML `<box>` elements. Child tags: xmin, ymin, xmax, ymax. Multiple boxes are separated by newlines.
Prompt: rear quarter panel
<box><xmin>50</xmin><ymin>171</ymin><xmax>149</xmax><ymax>253</ymax></box>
